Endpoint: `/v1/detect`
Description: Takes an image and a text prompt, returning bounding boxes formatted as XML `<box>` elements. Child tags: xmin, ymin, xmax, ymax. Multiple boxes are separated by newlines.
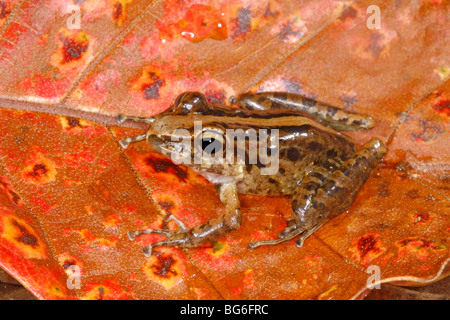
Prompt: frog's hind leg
<box><xmin>233</xmin><ymin>92</ymin><xmax>375</xmax><ymax>131</ymax></box>
<box><xmin>248</xmin><ymin>158</ymin><xmax>343</xmax><ymax>249</ymax></box>
<box><xmin>249</xmin><ymin>138</ymin><xmax>385</xmax><ymax>250</ymax></box>
<box><xmin>291</xmin><ymin>138</ymin><xmax>386</xmax><ymax>247</ymax></box>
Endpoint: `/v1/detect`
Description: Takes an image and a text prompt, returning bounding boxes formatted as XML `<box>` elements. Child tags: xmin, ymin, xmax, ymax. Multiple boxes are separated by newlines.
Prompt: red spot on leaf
<box><xmin>102</xmin><ymin>214</ymin><xmax>123</xmax><ymax>230</ymax></box>
<box><xmin>145</xmin><ymin>155</ymin><xmax>188</xmax><ymax>182</ymax></box>
<box><xmin>21</xmin><ymin>74</ymin><xmax>67</xmax><ymax>99</ymax></box>
<box><xmin>410</xmin><ymin>118</ymin><xmax>444</xmax><ymax>143</ymax></box>
<box><xmin>112</xmin><ymin>2</ymin><xmax>123</xmax><ymax>21</ymax></box>
<box><xmin>0</xmin><ymin>1</ymin><xmax>10</xmax><ymax>19</ymax></box>
<box><xmin>304</xmin><ymin>254</ymin><xmax>323</xmax><ymax>268</ymax></box>
<box><xmin>158</xmin><ymin>4</ymin><xmax>228</xmax><ymax>43</ymax></box>
<box><xmin>152</xmin><ymin>252</ymin><xmax>178</xmax><ymax>278</ymax></box>
<box><xmin>64</xmin><ymin>151</ymin><xmax>95</xmax><ymax>168</ymax></box>
<box><xmin>242</xmin><ymin>269</ymin><xmax>256</xmax><ymax>290</ymax></box>
<box><xmin>30</xmin><ymin>197</ymin><xmax>52</xmax><ymax>212</ymax></box>
<box><xmin>231</xmin><ymin>7</ymin><xmax>252</xmax><ymax>39</ymax></box>
<box><xmin>0</xmin><ymin>176</ymin><xmax>23</xmax><ymax>205</ymax></box>
<box><xmin>59</xmin><ymin>31</ymin><xmax>89</xmax><ymax>64</ymax></box>
<box><xmin>141</xmin><ymin>72</ymin><xmax>165</xmax><ymax>100</ymax></box>
<box><xmin>143</xmin><ymin>249</ymin><xmax>187</xmax><ymax>289</ymax></box>
<box><xmin>411</xmin><ymin>211</ymin><xmax>432</xmax><ymax>224</ymax></box>
<box><xmin>395</xmin><ymin>237</ymin><xmax>446</xmax><ymax>261</ymax></box>
<box><xmin>349</xmin><ymin>233</ymin><xmax>386</xmax><ymax>266</ymax></box>
<box><xmin>12</xmin><ymin>219</ymin><xmax>38</xmax><ymax>247</ymax></box>
<box><xmin>339</xmin><ymin>6</ymin><xmax>357</xmax><ymax>21</ymax></box>
<box><xmin>66</xmin><ymin>117</ymin><xmax>84</xmax><ymax>129</ymax></box>
<box><xmin>433</xmin><ymin>99</ymin><xmax>450</xmax><ymax>116</ymax></box>
<box><xmin>21</xmin><ymin>154</ymin><xmax>57</xmax><ymax>185</ymax></box>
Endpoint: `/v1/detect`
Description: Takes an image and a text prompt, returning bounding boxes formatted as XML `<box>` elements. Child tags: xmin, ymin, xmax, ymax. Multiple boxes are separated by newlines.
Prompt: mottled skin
<box><xmin>119</xmin><ymin>92</ymin><xmax>386</xmax><ymax>257</ymax></box>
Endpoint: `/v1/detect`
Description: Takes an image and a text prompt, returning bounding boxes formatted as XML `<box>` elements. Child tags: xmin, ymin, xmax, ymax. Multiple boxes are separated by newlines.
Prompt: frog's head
<box><xmin>119</xmin><ymin>91</ymin><xmax>279</xmax><ymax>176</ymax></box>
<box><xmin>145</xmin><ymin>92</ymin><xmax>232</xmax><ymax>171</ymax></box>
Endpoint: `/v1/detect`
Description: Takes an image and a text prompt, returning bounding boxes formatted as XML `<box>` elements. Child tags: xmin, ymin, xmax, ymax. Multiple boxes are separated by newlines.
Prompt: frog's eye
<box><xmin>197</xmin><ymin>129</ymin><xmax>226</xmax><ymax>156</ymax></box>
<box><xmin>173</xmin><ymin>92</ymin><xmax>212</xmax><ymax>115</ymax></box>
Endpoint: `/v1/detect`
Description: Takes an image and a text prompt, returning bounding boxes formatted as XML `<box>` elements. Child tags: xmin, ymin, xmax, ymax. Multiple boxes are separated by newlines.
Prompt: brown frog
<box><xmin>118</xmin><ymin>91</ymin><xmax>386</xmax><ymax>257</ymax></box>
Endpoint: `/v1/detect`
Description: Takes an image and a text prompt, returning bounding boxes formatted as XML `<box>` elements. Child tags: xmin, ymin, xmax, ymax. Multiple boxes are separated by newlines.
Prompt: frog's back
<box><xmin>237</xmin><ymin>123</ymin><xmax>355</xmax><ymax>196</ymax></box>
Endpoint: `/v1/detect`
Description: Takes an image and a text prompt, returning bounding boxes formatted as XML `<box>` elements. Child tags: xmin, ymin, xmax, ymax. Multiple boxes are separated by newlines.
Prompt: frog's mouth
<box><xmin>147</xmin><ymin>133</ymin><xmax>193</xmax><ymax>162</ymax></box>
<box><xmin>146</xmin><ymin>134</ymin><xmax>168</xmax><ymax>154</ymax></box>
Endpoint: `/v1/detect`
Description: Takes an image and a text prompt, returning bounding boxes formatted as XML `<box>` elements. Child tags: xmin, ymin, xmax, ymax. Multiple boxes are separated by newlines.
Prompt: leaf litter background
<box><xmin>0</xmin><ymin>0</ymin><xmax>448</xmax><ymax>300</ymax></box>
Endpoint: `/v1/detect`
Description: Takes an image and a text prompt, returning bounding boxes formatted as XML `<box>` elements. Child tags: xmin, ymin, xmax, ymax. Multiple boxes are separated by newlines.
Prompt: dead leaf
<box><xmin>0</xmin><ymin>0</ymin><xmax>448</xmax><ymax>299</ymax></box>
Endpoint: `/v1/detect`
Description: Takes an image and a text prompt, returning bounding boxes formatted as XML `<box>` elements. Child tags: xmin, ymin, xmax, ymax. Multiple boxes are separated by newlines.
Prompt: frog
<box><xmin>118</xmin><ymin>91</ymin><xmax>386</xmax><ymax>257</ymax></box>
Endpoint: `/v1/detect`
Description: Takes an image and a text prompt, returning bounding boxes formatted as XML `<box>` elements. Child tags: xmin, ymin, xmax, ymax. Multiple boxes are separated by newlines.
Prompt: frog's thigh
<box><xmin>248</xmin><ymin>158</ymin><xmax>342</xmax><ymax>249</ymax></box>
<box><xmin>292</xmin><ymin>138</ymin><xmax>386</xmax><ymax>246</ymax></box>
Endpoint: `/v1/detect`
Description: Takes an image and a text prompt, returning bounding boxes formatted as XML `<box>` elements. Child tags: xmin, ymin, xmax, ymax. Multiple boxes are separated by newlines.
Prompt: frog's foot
<box><xmin>140</xmin><ymin>233</ymin><xmax>192</xmax><ymax>257</ymax></box>
<box><xmin>293</xmin><ymin>223</ymin><xmax>324</xmax><ymax>248</ymax></box>
<box><xmin>127</xmin><ymin>214</ymin><xmax>192</xmax><ymax>257</ymax></box>
<box><xmin>127</xmin><ymin>228</ymin><xmax>193</xmax><ymax>257</ymax></box>
<box><xmin>248</xmin><ymin>222</ymin><xmax>327</xmax><ymax>250</ymax></box>
<box><xmin>129</xmin><ymin>183</ymin><xmax>243</xmax><ymax>257</ymax></box>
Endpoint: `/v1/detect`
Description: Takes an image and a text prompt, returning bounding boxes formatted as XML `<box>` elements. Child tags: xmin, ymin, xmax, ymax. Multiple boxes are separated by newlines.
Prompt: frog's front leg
<box><xmin>249</xmin><ymin>138</ymin><xmax>386</xmax><ymax>250</ymax></box>
<box><xmin>128</xmin><ymin>183</ymin><xmax>242</xmax><ymax>257</ymax></box>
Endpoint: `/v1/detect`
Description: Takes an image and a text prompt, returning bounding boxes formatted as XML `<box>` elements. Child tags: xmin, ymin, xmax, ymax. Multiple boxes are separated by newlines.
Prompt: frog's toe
<box><xmin>142</xmin><ymin>244</ymin><xmax>155</xmax><ymax>257</ymax></box>
<box><xmin>127</xmin><ymin>228</ymin><xmax>171</xmax><ymax>241</ymax></box>
<box><xmin>294</xmin><ymin>238</ymin><xmax>305</xmax><ymax>248</ymax></box>
<box><xmin>117</xmin><ymin>114</ymin><xmax>127</xmax><ymax>124</ymax></box>
<box><xmin>164</xmin><ymin>214</ymin><xmax>188</xmax><ymax>232</ymax></box>
<box><xmin>278</xmin><ymin>223</ymin><xmax>297</xmax><ymax>239</ymax></box>
<box><xmin>127</xmin><ymin>230</ymin><xmax>140</xmax><ymax>241</ymax></box>
<box><xmin>249</xmin><ymin>227</ymin><xmax>301</xmax><ymax>249</ymax></box>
